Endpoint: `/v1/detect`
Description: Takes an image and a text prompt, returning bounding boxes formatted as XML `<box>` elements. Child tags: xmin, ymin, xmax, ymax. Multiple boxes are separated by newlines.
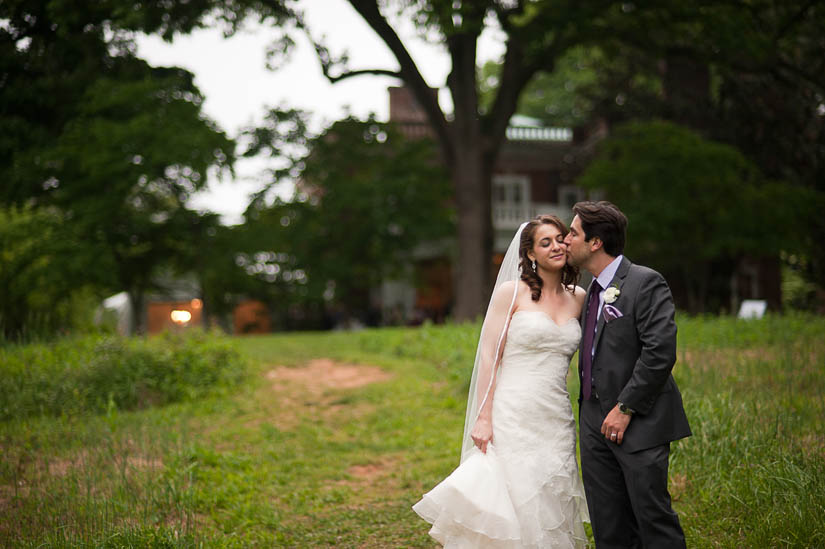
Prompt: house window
<box><xmin>493</xmin><ymin>174</ymin><xmax>531</xmax><ymax>230</ymax></box>
<box><xmin>558</xmin><ymin>185</ymin><xmax>585</xmax><ymax>209</ymax></box>
<box><xmin>493</xmin><ymin>174</ymin><xmax>530</xmax><ymax>206</ymax></box>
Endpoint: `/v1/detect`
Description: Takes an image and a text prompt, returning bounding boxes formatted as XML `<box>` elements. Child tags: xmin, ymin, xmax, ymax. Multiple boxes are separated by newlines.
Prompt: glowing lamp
<box><xmin>170</xmin><ymin>310</ymin><xmax>192</xmax><ymax>324</ymax></box>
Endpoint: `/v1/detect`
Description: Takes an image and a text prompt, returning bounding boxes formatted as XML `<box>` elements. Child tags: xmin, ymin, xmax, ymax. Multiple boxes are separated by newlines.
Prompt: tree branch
<box><xmin>345</xmin><ymin>0</ymin><xmax>454</xmax><ymax>164</ymax></box>
<box><xmin>484</xmin><ymin>35</ymin><xmax>529</xmax><ymax>150</ymax></box>
<box><xmin>322</xmin><ymin>67</ymin><xmax>402</xmax><ymax>83</ymax></box>
<box><xmin>776</xmin><ymin>0</ymin><xmax>818</xmax><ymax>40</ymax></box>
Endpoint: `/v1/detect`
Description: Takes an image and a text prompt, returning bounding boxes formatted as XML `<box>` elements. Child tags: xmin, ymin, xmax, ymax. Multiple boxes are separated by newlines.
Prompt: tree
<box><xmin>478</xmin><ymin>46</ymin><xmax>601</xmax><ymax>128</ymax></box>
<box><xmin>238</xmin><ymin>0</ymin><xmax>825</xmax><ymax>319</ymax></box>
<box><xmin>1</xmin><ymin>1</ymin><xmax>235</xmax><ymax>332</ymax></box>
<box><xmin>577</xmin><ymin>121</ymin><xmax>796</xmax><ymax>313</ymax></box>
<box><xmin>0</xmin><ymin>206</ymin><xmax>104</xmax><ymax>340</ymax></box>
<box><xmin>15</xmin><ymin>1</ymin><xmax>817</xmax><ymax>320</ymax></box>
<box><xmin>240</xmin><ymin>114</ymin><xmax>453</xmax><ymax>327</ymax></box>
<box><xmin>503</xmin><ymin>2</ymin><xmax>825</xmax><ymax>300</ymax></box>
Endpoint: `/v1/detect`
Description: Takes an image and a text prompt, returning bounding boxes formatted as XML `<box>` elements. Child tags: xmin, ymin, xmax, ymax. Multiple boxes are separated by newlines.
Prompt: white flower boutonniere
<box><xmin>604</xmin><ymin>285</ymin><xmax>620</xmax><ymax>304</ymax></box>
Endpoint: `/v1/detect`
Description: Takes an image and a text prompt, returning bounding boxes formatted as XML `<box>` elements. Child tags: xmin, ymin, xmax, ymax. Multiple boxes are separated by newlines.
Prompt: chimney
<box><xmin>389</xmin><ymin>86</ymin><xmax>436</xmax><ymax>123</ymax></box>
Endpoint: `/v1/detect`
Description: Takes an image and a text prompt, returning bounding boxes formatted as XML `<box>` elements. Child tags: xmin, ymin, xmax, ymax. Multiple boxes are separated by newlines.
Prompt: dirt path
<box><xmin>265</xmin><ymin>358</ymin><xmax>393</xmax><ymax>394</ymax></box>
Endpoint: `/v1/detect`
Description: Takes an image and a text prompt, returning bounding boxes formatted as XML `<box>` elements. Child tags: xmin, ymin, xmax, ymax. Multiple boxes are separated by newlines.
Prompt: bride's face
<box><xmin>529</xmin><ymin>224</ymin><xmax>567</xmax><ymax>272</ymax></box>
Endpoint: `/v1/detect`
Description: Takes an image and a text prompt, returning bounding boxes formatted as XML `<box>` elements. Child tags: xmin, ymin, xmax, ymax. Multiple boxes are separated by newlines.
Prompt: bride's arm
<box><xmin>471</xmin><ymin>281</ymin><xmax>517</xmax><ymax>453</ymax></box>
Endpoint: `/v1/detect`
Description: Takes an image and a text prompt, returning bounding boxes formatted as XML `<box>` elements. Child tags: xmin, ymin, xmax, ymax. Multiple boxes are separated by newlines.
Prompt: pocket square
<box><xmin>603</xmin><ymin>304</ymin><xmax>623</xmax><ymax>322</ymax></box>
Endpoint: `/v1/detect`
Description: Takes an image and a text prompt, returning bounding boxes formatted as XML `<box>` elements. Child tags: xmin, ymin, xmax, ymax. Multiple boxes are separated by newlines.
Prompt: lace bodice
<box><xmin>498</xmin><ymin>311</ymin><xmax>581</xmax><ymax>389</ymax></box>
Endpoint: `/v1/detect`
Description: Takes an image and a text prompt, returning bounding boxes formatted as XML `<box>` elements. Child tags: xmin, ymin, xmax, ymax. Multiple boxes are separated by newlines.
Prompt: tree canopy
<box><xmin>1</xmin><ymin>0</ymin><xmax>235</xmax><ymax>335</ymax></box>
<box><xmin>240</xmin><ymin>114</ymin><xmax>454</xmax><ymax>327</ymax></box>
<box><xmin>235</xmin><ymin>0</ymin><xmax>825</xmax><ymax>317</ymax></box>
<box><xmin>578</xmin><ymin>120</ymin><xmax>804</xmax><ymax>312</ymax></box>
<box><xmin>4</xmin><ymin>0</ymin><xmax>823</xmax><ymax>334</ymax></box>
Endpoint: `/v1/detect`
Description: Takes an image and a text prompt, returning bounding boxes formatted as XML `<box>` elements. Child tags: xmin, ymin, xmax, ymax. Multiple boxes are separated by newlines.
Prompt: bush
<box><xmin>0</xmin><ymin>329</ymin><xmax>246</xmax><ymax>420</ymax></box>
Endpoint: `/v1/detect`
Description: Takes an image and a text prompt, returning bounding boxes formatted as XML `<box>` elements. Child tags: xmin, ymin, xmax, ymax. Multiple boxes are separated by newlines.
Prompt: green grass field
<box><xmin>2</xmin><ymin>315</ymin><xmax>824</xmax><ymax>547</ymax></box>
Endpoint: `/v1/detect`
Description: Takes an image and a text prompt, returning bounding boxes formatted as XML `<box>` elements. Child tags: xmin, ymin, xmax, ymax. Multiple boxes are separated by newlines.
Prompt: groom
<box><xmin>564</xmin><ymin>201</ymin><xmax>691</xmax><ymax>548</ymax></box>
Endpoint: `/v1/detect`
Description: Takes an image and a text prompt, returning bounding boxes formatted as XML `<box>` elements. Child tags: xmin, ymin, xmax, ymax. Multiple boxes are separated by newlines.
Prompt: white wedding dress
<box><xmin>413</xmin><ymin>311</ymin><xmax>589</xmax><ymax>548</ymax></box>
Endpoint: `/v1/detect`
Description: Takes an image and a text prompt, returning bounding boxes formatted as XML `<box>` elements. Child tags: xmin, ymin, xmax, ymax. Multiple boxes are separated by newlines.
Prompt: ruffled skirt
<box><xmin>413</xmin><ymin>443</ymin><xmax>589</xmax><ymax>548</ymax></box>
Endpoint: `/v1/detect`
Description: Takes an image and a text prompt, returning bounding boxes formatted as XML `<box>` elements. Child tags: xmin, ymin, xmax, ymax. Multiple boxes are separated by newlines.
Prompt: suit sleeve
<box><xmin>617</xmin><ymin>271</ymin><xmax>677</xmax><ymax>415</ymax></box>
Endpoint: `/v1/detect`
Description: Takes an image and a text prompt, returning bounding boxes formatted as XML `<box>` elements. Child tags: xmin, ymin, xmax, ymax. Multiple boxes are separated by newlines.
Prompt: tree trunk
<box><xmin>446</xmin><ymin>28</ymin><xmax>494</xmax><ymax>321</ymax></box>
<box><xmin>451</xmin><ymin>145</ymin><xmax>493</xmax><ymax>321</ymax></box>
<box><xmin>128</xmin><ymin>289</ymin><xmax>145</xmax><ymax>335</ymax></box>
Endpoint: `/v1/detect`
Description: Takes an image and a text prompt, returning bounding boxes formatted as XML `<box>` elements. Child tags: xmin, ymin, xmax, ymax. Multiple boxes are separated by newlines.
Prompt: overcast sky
<box><xmin>136</xmin><ymin>2</ymin><xmax>505</xmax><ymax>224</ymax></box>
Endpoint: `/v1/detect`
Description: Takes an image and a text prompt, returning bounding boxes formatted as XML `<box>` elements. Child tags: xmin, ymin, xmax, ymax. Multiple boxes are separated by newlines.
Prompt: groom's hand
<box><xmin>601</xmin><ymin>405</ymin><xmax>632</xmax><ymax>445</ymax></box>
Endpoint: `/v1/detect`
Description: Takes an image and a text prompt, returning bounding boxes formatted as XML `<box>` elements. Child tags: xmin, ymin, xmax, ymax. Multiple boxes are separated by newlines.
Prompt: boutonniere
<box><xmin>603</xmin><ymin>283</ymin><xmax>620</xmax><ymax>304</ymax></box>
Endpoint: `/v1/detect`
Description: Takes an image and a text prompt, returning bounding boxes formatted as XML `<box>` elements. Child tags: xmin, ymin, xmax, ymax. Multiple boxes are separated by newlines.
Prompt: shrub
<box><xmin>0</xmin><ymin>329</ymin><xmax>246</xmax><ymax>420</ymax></box>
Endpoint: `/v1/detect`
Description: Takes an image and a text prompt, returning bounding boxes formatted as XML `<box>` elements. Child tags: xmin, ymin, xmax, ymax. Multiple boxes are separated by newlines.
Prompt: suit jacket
<box><xmin>578</xmin><ymin>257</ymin><xmax>691</xmax><ymax>453</ymax></box>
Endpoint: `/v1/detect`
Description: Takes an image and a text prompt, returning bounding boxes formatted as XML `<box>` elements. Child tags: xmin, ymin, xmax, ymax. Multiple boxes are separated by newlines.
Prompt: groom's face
<box><xmin>564</xmin><ymin>215</ymin><xmax>590</xmax><ymax>268</ymax></box>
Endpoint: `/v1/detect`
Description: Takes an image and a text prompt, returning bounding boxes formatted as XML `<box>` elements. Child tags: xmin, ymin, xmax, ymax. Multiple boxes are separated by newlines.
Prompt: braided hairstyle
<box><xmin>519</xmin><ymin>215</ymin><xmax>579</xmax><ymax>301</ymax></box>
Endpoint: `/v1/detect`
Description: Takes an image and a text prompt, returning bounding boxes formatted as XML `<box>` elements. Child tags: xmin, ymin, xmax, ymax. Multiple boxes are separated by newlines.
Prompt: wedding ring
<box><xmin>610</xmin><ymin>433</ymin><xmax>617</xmax><ymax>439</ymax></box>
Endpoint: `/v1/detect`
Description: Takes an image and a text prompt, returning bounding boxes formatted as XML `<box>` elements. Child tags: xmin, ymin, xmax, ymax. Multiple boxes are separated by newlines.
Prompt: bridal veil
<box><xmin>460</xmin><ymin>222</ymin><xmax>526</xmax><ymax>463</ymax></box>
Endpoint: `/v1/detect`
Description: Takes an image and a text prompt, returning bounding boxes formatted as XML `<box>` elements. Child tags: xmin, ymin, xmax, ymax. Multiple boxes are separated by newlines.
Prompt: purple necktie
<box><xmin>581</xmin><ymin>281</ymin><xmax>602</xmax><ymax>400</ymax></box>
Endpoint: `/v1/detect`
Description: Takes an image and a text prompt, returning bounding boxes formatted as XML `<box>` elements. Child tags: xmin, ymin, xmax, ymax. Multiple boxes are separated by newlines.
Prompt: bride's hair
<box><xmin>519</xmin><ymin>215</ymin><xmax>579</xmax><ymax>301</ymax></box>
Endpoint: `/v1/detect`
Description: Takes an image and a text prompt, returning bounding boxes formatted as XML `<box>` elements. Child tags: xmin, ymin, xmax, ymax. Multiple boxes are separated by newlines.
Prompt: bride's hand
<box><xmin>471</xmin><ymin>417</ymin><xmax>493</xmax><ymax>453</ymax></box>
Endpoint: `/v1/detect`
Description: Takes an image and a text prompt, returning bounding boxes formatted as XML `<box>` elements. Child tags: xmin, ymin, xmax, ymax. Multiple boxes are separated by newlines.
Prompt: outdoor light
<box><xmin>170</xmin><ymin>310</ymin><xmax>192</xmax><ymax>324</ymax></box>
<box><xmin>190</xmin><ymin>298</ymin><xmax>203</xmax><ymax>309</ymax></box>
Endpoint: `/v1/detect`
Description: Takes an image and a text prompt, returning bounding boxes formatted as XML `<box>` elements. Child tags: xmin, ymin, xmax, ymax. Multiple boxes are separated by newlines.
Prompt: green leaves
<box><xmin>578</xmin><ymin>120</ymin><xmax>800</xmax><ymax>311</ymax></box>
<box><xmin>0</xmin><ymin>205</ymin><xmax>109</xmax><ymax>340</ymax></box>
<box><xmin>242</xmin><ymin>117</ymin><xmax>454</xmax><ymax>320</ymax></box>
<box><xmin>0</xmin><ymin>330</ymin><xmax>246</xmax><ymax>420</ymax></box>
<box><xmin>0</xmin><ymin>1</ymin><xmax>237</xmax><ymax>334</ymax></box>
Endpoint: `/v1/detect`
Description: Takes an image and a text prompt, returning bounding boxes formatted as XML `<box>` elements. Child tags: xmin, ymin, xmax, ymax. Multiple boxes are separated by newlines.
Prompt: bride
<box><xmin>413</xmin><ymin>215</ymin><xmax>590</xmax><ymax>548</ymax></box>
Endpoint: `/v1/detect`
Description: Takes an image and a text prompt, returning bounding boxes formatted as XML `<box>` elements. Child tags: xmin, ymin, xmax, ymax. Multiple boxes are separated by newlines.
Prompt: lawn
<box><xmin>1</xmin><ymin>315</ymin><xmax>824</xmax><ymax>547</ymax></box>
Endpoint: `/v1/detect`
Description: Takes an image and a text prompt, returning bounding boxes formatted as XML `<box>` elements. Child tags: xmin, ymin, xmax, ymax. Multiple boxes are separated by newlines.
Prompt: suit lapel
<box><xmin>592</xmin><ymin>257</ymin><xmax>632</xmax><ymax>356</ymax></box>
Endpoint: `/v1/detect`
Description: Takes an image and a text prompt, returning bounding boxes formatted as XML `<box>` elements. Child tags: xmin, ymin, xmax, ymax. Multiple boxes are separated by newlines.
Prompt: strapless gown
<box><xmin>413</xmin><ymin>311</ymin><xmax>589</xmax><ymax>548</ymax></box>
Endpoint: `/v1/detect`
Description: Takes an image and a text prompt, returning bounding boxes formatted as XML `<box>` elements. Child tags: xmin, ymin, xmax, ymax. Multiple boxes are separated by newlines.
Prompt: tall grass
<box><xmin>1</xmin><ymin>315</ymin><xmax>823</xmax><ymax>547</ymax></box>
<box><xmin>0</xmin><ymin>329</ymin><xmax>246</xmax><ymax>420</ymax></box>
<box><xmin>672</xmin><ymin>314</ymin><xmax>825</xmax><ymax>547</ymax></box>
<box><xmin>0</xmin><ymin>329</ymin><xmax>247</xmax><ymax>547</ymax></box>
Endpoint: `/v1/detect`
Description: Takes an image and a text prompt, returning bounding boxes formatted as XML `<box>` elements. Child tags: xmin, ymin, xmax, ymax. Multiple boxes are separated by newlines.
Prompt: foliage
<box><xmin>517</xmin><ymin>2</ymin><xmax>825</xmax><ymax>291</ymax></box>
<box><xmin>781</xmin><ymin>259</ymin><xmax>820</xmax><ymax>311</ymax></box>
<box><xmin>0</xmin><ymin>330</ymin><xmax>246</xmax><ymax>421</ymax></box>
<box><xmin>577</xmin><ymin>120</ymin><xmax>796</xmax><ymax>312</ymax></box>
<box><xmin>0</xmin><ymin>1</ymin><xmax>235</xmax><ymax>334</ymax></box>
<box><xmin>479</xmin><ymin>46</ymin><xmax>602</xmax><ymax>127</ymax></box>
<box><xmin>0</xmin><ymin>206</ymin><xmax>109</xmax><ymax>340</ymax></box>
<box><xmin>240</xmin><ymin>115</ymin><xmax>454</xmax><ymax>325</ymax></box>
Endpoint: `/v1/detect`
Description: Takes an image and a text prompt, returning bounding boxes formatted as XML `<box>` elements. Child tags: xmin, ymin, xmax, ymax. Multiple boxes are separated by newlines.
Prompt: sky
<box><xmin>136</xmin><ymin>2</ymin><xmax>505</xmax><ymax>224</ymax></box>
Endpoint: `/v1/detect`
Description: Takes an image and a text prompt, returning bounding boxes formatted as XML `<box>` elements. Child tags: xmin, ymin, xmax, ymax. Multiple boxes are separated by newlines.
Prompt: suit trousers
<box><xmin>580</xmin><ymin>398</ymin><xmax>686</xmax><ymax>549</ymax></box>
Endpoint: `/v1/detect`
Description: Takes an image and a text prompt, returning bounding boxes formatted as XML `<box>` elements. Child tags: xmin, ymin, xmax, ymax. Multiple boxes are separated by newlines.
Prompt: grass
<box><xmin>0</xmin><ymin>330</ymin><xmax>246</xmax><ymax>420</ymax></box>
<box><xmin>1</xmin><ymin>315</ymin><xmax>823</xmax><ymax>547</ymax></box>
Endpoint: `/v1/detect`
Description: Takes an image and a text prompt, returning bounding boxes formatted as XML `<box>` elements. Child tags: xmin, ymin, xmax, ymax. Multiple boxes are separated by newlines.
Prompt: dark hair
<box><xmin>519</xmin><ymin>215</ymin><xmax>579</xmax><ymax>301</ymax></box>
<box><xmin>572</xmin><ymin>201</ymin><xmax>627</xmax><ymax>257</ymax></box>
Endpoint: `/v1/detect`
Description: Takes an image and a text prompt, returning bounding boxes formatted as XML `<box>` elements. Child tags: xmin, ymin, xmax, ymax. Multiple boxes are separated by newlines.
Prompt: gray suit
<box><xmin>578</xmin><ymin>257</ymin><xmax>691</xmax><ymax>548</ymax></box>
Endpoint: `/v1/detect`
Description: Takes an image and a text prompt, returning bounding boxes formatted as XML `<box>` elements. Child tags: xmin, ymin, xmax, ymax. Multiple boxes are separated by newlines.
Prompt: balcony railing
<box><xmin>394</xmin><ymin>122</ymin><xmax>572</xmax><ymax>143</ymax></box>
<box><xmin>505</xmin><ymin>126</ymin><xmax>572</xmax><ymax>142</ymax></box>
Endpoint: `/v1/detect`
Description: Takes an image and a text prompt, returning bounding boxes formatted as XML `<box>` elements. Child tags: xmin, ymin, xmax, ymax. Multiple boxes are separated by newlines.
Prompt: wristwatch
<box><xmin>618</xmin><ymin>402</ymin><xmax>635</xmax><ymax>415</ymax></box>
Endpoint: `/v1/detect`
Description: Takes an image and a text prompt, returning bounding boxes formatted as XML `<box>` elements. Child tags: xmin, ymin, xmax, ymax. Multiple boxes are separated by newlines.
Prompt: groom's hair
<box><xmin>572</xmin><ymin>201</ymin><xmax>627</xmax><ymax>257</ymax></box>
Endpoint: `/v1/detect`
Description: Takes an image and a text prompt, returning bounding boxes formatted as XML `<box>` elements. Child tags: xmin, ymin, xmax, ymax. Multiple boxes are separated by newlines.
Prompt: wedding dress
<box><xmin>413</xmin><ymin>310</ymin><xmax>589</xmax><ymax>548</ymax></box>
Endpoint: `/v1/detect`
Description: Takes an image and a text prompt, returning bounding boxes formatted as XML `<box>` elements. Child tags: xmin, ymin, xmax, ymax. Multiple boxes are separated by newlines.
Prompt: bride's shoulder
<box><xmin>567</xmin><ymin>285</ymin><xmax>587</xmax><ymax>304</ymax></box>
<box><xmin>490</xmin><ymin>280</ymin><xmax>530</xmax><ymax>307</ymax></box>
<box><xmin>494</xmin><ymin>280</ymin><xmax>530</xmax><ymax>295</ymax></box>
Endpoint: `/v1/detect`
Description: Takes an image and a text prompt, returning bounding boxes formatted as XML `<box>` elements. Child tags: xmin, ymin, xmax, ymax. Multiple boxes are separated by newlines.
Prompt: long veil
<box><xmin>460</xmin><ymin>223</ymin><xmax>526</xmax><ymax>463</ymax></box>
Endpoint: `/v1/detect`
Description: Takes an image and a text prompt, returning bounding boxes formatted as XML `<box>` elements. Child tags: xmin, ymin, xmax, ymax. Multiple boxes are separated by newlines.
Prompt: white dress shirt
<box><xmin>589</xmin><ymin>255</ymin><xmax>624</xmax><ymax>362</ymax></box>
<box><xmin>595</xmin><ymin>255</ymin><xmax>624</xmax><ymax>321</ymax></box>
